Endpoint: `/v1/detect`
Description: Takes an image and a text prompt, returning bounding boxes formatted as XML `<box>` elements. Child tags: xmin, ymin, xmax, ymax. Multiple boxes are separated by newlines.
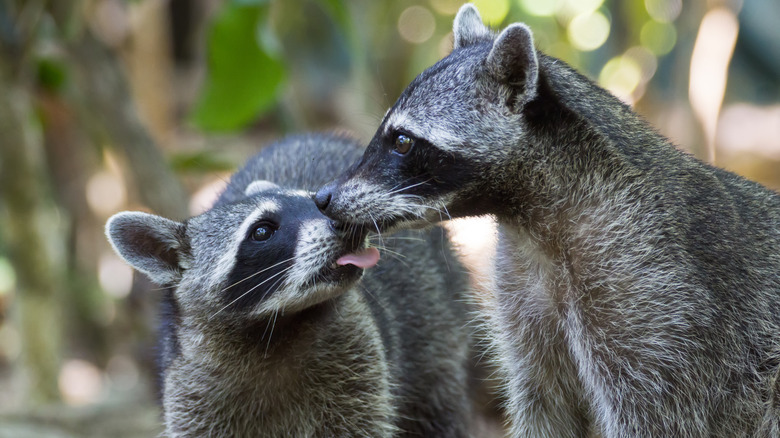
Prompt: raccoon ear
<box><xmin>453</xmin><ymin>3</ymin><xmax>491</xmax><ymax>49</ymax></box>
<box><xmin>245</xmin><ymin>180</ymin><xmax>280</xmax><ymax>196</ymax></box>
<box><xmin>106</xmin><ymin>212</ymin><xmax>189</xmax><ymax>285</ymax></box>
<box><xmin>486</xmin><ymin>23</ymin><xmax>539</xmax><ymax>108</ymax></box>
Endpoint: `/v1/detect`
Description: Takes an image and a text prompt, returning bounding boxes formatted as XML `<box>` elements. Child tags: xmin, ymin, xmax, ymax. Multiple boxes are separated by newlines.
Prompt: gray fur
<box><xmin>315</xmin><ymin>5</ymin><xmax>780</xmax><ymax>437</ymax></box>
<box><xmin>452</xmin><ymin>4</ymin><xmax>492</xmax><ymax>49</ymax></box>
<box><xmin>107</xmin><ymin>133</ymin><xmax>486</xmax><ymax>437</ymax></box>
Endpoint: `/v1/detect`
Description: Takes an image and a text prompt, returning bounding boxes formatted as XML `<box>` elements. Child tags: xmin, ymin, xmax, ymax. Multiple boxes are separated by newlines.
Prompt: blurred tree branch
<box><xmin>66</xmin><ymin>31</ymin><xmax>189</xmax><ymax>219</ymax></box>
<box><xmin>0</xmin><ymin>0</ymin><xmax>190</xmax><ymax>406</ymax></box>
<box><xmin>0</xmin><ymin>0</ymin><xmax>64</xmax><ymax>403</ymax></box>
<box><xmin>47</xmin><ymin>0</ymin><xmax>188</xmax><ymax>220</ymax></box>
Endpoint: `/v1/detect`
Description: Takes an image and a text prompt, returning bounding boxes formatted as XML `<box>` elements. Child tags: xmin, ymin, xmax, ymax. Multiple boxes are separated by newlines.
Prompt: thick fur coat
<box><xmin>314</xmin><ymin>6</ymin><xmax>780</xmax><ymax>437</ymax></box>
<box><xmin>107</xmin><ymin>134</ymin><xmax>482</xmax><ymax>437</ymax></box>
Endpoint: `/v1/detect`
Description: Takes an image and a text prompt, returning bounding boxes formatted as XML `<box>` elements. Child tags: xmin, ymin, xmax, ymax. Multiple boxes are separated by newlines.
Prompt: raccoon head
<box><xmin>106</xmin><ymin>181</ymin><xmax>379</xmax><ymax>324</ymax></box>
<box><xmin>314</xmin><ymin>4</ymin><xmax>540</xmax><ymax>231</ymax></box>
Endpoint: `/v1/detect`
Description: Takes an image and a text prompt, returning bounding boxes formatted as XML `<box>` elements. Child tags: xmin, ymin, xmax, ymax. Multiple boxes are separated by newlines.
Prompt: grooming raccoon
<box><xmin>314</xmin><ymin>6</ymin><xmax>780</xmax><ymax>438</ymax></box>
<box><xmin>106</xmin><ymin>134</ymin><xmax>479</xmax><ymax>437</ymax></box>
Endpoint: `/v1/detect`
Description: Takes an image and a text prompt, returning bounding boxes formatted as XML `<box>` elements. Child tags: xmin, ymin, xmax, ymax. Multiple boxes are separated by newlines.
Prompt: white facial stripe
<box><xmin>285</xmin><ymin>218</ymin><xmax>332</xmax><ymax>289</ymax></box>
<box><xmin>244</xmin><ymin>180</ymin><xmax>279</xmax><ymax>196</ymax></box>
<box><xmin>210</xmin><ymin>199</ymin><xmax>281</xmax><ymax>289</ymax></box>
<box><xmin>384</xmin><ymin>111</ymin><xmax>414</xmax><ymax>136</ymax></box>
<box><xmin>291</xmin><ymin>189</ymin><xmax>311</xmax><ymax>198</ymax></box>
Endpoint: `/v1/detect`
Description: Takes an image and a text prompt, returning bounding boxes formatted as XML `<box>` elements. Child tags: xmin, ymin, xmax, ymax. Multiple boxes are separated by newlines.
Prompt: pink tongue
<box><xmin>336</xmin><ymin>247</ymin><xmax>380</xmax><ymax>268</ymax></box>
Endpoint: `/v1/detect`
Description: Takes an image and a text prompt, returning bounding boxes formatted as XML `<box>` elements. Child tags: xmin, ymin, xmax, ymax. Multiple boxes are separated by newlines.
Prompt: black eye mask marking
<box><xmin>384</xmin><ymin>133</ymin><xmax>476</xmax><ymax>198</ymax></box>
<box><xmin>221</xmin><ymin>194</ymin><xmax>323</xmax><ymax>313</ymax></box>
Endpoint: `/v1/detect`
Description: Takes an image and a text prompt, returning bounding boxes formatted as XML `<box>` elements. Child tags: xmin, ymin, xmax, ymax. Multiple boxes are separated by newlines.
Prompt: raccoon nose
<box><xmin>313</xmin><ymin>186</ymin><xmax>333</xmax><ymax>212</ymax></box>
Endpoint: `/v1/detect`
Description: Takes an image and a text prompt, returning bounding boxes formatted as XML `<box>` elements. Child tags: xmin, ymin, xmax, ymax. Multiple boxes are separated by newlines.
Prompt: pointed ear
<box><xmin>453</xmin><ymin>4</ymin><xmax>491</xmax><ymax>49</ymax></box>
<box><xmin>486</xmin><ymin>23</ymin><xmax>539</xmax><ymax>107</ymax></box>
<box><xmin>105</xmin><ymin>212</ymin><xmax>188</xmax><ymax>285</ymax></box>
<box><xmin>245</xmin><ymin>180</ymin><xmax>280</xmax><ymax>197</ymax></box>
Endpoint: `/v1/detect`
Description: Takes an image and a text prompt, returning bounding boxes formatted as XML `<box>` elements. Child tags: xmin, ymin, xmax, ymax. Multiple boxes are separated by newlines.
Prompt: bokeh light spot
<box><xmin>518</xmin><ymin>0</ymin><xmax>560</xmax><ymax>17</ymax></box>
<box><xmin>640</xmin><ymin>21</ymin><xmax>677</xmax><ymax>55</ymax></box>
<box><xmin>644</xmin><ymin>0</ymin><xmax>682</xmax><ymax>23</ymax></box>
<box><xmin>0</xmin><ymin>258</ymin><xmax>16</xmax><ymax>296</ymax></box>
<box><xmin>398</xmin><ymin>6</ymin><xmax>437</xmax><ymax>44</ymax></box>
<box><xmin>559</xmin><ymin>0</ymin><xmax>605</xmax><ymax>17</ymax></box>
<box><xmin>568</xmin><ymin>11</ymin><xmax>610</xmax><ymax>51</ymax></box>
<box><xmin>472</xmin><ymin>0</ymin><xmax>510</xmax><ymax>25</ymax></box>
<box><xmin>99</xmin><ymin>252</ymin><xmax>134</xmax><ymax>299</ymax></box>
<box><xmin>599</xmin><ymin>55</ymin><xmax>642</xmax><ymax>104</ymax></box>
<box><xmin>189</xmin><ymin>177</ymin><xmax>229</xmax><ymax>216</ymax></box>
<box><xmin>59</xmin><ymin>359</ymin><xmax>104</xmax><ymax>406</ymax></box>
<box><xmin>624</xmin><ymin>46</ymin><xmax>658</xmax><ymax>83</ymax></box>
<box><xmin>429</xmin><ymin>0</ymin><xmax>463</xmax><ymax>15</ymax></box>
<box><xmin>86</xmin><ymin>170</ymin><xmax>126</xmax><ymax>217</ymax></box>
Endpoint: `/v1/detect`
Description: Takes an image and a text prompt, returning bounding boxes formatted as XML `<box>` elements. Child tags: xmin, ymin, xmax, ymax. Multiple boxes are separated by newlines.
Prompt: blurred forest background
<box><xmin>0</xmin><ymin>0</ymin><xmax>777</xmax><ymax>435</ymax></box>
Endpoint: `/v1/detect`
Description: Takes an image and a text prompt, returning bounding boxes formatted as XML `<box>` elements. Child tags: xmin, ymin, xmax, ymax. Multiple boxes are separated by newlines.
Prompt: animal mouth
<box><xmin>327</xmin><ymin>223</ymin><xmax>380</xmax><ymax>271</ymax></box>
<box><xmin>315</xmin><ymin>223</ymin><xmax>380</xmax><ymax>286</ymax></box>
<box><xmin>334</xmin><ymin>247</ymin><xmax>380</xmax><ymax>269</ymax></box>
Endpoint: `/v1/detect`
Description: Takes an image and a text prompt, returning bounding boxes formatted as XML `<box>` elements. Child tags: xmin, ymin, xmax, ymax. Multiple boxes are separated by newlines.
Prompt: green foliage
<box><xmin>36</xmin><ymin>57</ymin><xmax>68</xmax><ymax>92</ymax></box>
<box><xmin>189</xmin><ymin>0</ymin><xmax>285</xmax><ymax>132</ymax></box>
<box><xmin>317</xmin><ymin>0</ymin><xmax>352</xmax><ymax>39</ymax></box>
<box><xmin>169</xmin><ymin>150</ymin><xmax>236</xmax><ymax>174</ymax></box>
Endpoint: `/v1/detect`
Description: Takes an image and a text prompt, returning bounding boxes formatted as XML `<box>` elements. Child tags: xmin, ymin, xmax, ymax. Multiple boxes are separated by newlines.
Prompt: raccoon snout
<box><xmin>313</xmin><ymin>186</ymin><xmax>333</xmax><ymax>212</ymax></box>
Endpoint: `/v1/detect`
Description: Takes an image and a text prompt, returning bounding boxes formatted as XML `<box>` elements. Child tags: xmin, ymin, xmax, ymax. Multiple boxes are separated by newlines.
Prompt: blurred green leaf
<box><xmin>36</xmin><ymin>57</ymin><xmax>68</xmax><ymax>92</ymax></box>
<box><xmin>169</xmin><ymin>150</ymin><xmax>236</xmax><ymax>173</ymax></box>
<box><xmin>317</xmin><ymin>0</ymin><xmax>351</xmax><ymax>37</ymax></box>
<box><xmin>233</xmin><ymin>0</ymin><xmax>269</xmax><ymax>5</ymax></box>
<box><xmin>190</xmin><ymin>1</ymin><xmax>285</xmax><ymax>132</ymax></box>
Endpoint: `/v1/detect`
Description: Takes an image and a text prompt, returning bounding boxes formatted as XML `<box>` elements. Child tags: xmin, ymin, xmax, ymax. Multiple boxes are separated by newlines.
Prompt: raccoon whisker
<box><xmin>210</xmin><ymin>267</ymin><xmax>292</xmax><ymax>319</ymax></box>
<box><xmin>367</xmin><ymin>244</ymin><xmax>411</xmax><ymax>269</ymax></box>
<box><xmin>441</xmin><ymin>203</ymin><xmax>453</xmax><ymax>221</ymax></box>
<box><xmin>220</xmin><ymin>257</ymin><xmax>296</xmax><ymax>293</ymax></box>
<box><xmin>345</xmin><ymin>221</ymin><xmax>356</xmax><ymax>242</ymax></box>
<box><xmin>258</xmin><ymin>273</ymin><xmax>288</xmax><ymax>304</ymax></box>
<box><xmin>387</xmin><ymin>176</ymin><xmax>424</xmax><ymax>194</ymax></box>
<box><xmin>435</xmin><ymin>204</ymin><xmax>444</xmax><ymax>223</ymax></box>
<box><xmin>260</xmin><ymin>306</ymin><xmax>277</xmax><ymax>344</ymax></box>
<box><xmin>386</xmin><ymin>178</ymin><xmax>433</xmax><ymax>195</ymax></box>
<box><xmin>392</xmin><ymin>201</ymin><xmax>437</xmax><ymax>219</ymax></box>
<box><xmin>367</xmin><ymin>211</ymin><xmax>384</xmax><ymax>248</ymax></box>
<box><xmin>397</xmin><ymin>199</ymin><xmax>453</xmax><ymax>224</ymax></box>
<box><xmin>264</xmin><ymin>308</ymin><xmax>280</xmax><ymax>357</ymax></box>
<box><xmin>372</xmin><ymin>246</ymin><xmax>407</xmax><ymax>260</ymax></box>
<box><xmin>367</xmin><ymin>236</ymin><xmax>425</xmax><ymax>243</ymax></box>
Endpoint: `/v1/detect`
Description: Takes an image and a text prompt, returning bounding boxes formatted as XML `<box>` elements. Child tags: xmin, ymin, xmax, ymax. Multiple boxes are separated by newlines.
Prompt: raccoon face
<box><xmin>314</xmin><ymin>4</ymin><xmax>538</xmax><ymax>232</ymax></box>
<box><xmin>106</xmin><ymin>181</ymin><xmax>378</xmax><ymax>323</ymax></box>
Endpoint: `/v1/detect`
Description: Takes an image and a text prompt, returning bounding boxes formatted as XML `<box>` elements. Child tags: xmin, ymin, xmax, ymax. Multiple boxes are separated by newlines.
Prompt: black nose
<box><xmin>313</xmin><ymin>187</ymin><xmax>332</xmax><ymax>212</ymax></box>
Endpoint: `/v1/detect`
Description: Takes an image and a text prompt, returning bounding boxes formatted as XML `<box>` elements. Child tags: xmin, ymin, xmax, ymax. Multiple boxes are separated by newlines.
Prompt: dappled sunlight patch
<box><xmin>59</xmin><ymin>359</ymin><xmax>104</xmax><ymax>406</ymax></box>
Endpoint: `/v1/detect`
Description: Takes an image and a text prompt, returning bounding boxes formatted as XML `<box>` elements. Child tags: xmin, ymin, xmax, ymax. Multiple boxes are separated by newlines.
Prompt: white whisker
<box><xmin>386</xmin><ymin>178</ymin><xmax>433</xmax><ymax>195</ymax></box>
<box><xmin>221</xmin><ymin>257</ymin><xmax>296</xmax><ymax>293</ymax></box>
<box><xmin>210</xmin><ymin>267</ymin><xmax>292</xmax><ymax>319</ymax></box>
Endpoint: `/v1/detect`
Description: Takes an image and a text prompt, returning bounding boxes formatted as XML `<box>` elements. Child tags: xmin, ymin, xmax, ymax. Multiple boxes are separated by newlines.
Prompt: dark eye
<box><xmin>393</xmin><ymin>134</ymin><xmax>414</xmax><ymax>155</ymax></box>
<box><xmin>250</xmin><ymin>223</ymin><xmax>275</xmax><ymax>242</ymax></box>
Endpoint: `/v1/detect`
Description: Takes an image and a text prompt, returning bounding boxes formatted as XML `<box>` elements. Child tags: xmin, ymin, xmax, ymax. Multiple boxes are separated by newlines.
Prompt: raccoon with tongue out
<box><xmin>106</xmin><ymin>134</ymin><xmax>480</xmax><ymax>437</ymax></box>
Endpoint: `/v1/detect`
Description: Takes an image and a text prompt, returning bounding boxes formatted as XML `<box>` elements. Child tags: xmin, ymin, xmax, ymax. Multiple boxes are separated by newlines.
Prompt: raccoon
<box><xmin>314</xmin><ymin>6</ymin><xmax>780</xmax><ymax>438</ymax></box>
<box><xmin>106</xmin><ymin>134</ymin><xmax>481</xmax><ymax>437</ymax></box>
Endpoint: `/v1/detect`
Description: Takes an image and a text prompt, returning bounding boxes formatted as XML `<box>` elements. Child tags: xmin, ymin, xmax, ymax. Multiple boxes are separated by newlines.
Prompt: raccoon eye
<box><xmin>250</xmin><ymin>223</ymin><xmax>275</xmax><ymax>242</ymax></box>
<box><xmin>393</xmin><ymin>134</ymin><xmax>414</xmax><ymax>155</ymax></box>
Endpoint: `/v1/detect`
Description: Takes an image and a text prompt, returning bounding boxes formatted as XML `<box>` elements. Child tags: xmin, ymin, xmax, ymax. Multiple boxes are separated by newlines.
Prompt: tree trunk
<box><xmin>0</xmin><ymin>78</ymin><xmax>64</xmax><ymax>405</ymax></box>
<box><xmin>67</xmin><ymin>32</ymin><xmax>189</xmax><ymax>220</ymax></box>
